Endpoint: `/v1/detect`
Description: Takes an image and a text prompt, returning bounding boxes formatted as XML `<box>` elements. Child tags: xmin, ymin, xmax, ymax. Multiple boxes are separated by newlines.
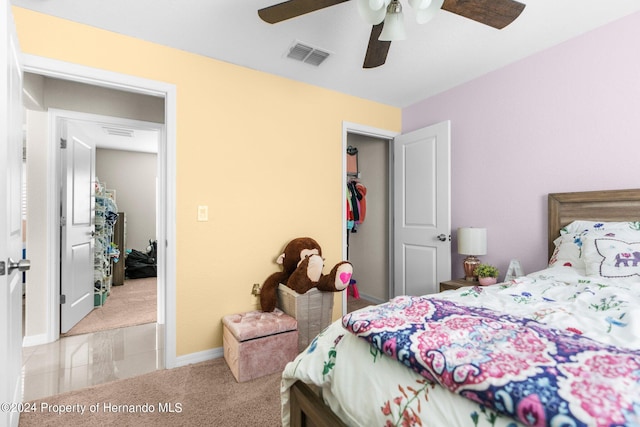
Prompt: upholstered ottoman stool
<box><xmin>222</xmin><ymin>309</ymin><xmax>298</xmax><ymax>382</ymax></box>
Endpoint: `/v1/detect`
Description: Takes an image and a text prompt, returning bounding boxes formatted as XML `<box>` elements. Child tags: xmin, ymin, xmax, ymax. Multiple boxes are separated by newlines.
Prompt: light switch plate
<box><xmin>197</xmin><ymin>205</ymin><xmax>208</xmax><ymax>221</ymax></box>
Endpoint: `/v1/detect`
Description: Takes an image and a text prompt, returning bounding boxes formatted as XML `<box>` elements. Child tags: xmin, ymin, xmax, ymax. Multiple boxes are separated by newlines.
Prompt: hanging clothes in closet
<box><xmin>347</xmin><ymin>180</ymin><xmax>367</xmax><ymax>233</ymax></box>
<box><xmin>346</xmin><ymin>145</ymin><xmax>367</xmax><ymax>232</ymax></box>
<box><xmin>346</xmin><ymin>145</ymin><xmax>367</xmax><ymax>299</ymax></box>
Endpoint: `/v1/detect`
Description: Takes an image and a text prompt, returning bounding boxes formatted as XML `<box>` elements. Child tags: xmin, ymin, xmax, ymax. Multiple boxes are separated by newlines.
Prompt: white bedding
<box><xmin>281</xmin><ymin>266</ymin><xmax>640</xmax><ymax>427</ymax></box>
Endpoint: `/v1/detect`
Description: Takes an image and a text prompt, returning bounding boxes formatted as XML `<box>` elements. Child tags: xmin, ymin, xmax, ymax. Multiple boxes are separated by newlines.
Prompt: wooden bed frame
<box><xmin>290</xmin><ymin>188</ymin><xmax>640</xmax><ymax>427</ymax></box>
<box><xmin>547</xmin><ymin>188</ymin><xmax>640</xmax><ymax>259</ymax></box>
<box><xmin>289</xmin><ymin>381</ymin><xmax>348</xmax><ymax>427</ymax></box>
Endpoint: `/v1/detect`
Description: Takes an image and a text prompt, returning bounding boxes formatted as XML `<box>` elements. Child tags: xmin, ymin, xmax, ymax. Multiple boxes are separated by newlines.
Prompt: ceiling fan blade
<box><xmin>441</xmin><ymin>0</ymin><xmax>526</xmax><ymax>29</ymax></box>
<box><xmin>258</xmin><ymin>0</ymin><xmax>350</xmax><ymax>24</ymax></box>
<box><xmin>363</xmin><ymin>23</ymin><xmax>391</xmax><ymax>69</ymax></box>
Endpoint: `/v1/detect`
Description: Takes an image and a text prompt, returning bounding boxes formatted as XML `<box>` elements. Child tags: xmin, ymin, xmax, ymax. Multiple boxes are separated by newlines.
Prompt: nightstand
<box><xmin>439</xmin><ymin>278</ymin><xmax>478</xmax><ymax>292</ymax></box>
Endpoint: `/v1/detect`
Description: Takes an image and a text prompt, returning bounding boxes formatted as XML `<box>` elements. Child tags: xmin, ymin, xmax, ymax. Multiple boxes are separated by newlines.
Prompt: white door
<box><xmin>393</xmin><ymin>121</ymin><xmax>451</xmax><ymax>297</ymax></box>
<box><xmin>1</xmin><ymin>2</ymin><xmax>27</xmax><ymax>425</ymax></box>
<box><xmin>60</xmin><ymin>120</ymin><xmax>96</xmax><ymax>333</ymax></box>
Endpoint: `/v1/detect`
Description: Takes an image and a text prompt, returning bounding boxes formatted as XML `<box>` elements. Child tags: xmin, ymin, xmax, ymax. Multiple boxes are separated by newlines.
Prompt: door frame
<box><xmin>341</xmin><ymin>121</ymin><xmax>398</xmax><ymax>315</ymax></box>
<box><xmin>22</xmin><ymin>54</ymin><xmax>178</xmax><ymax>369</ymax></box>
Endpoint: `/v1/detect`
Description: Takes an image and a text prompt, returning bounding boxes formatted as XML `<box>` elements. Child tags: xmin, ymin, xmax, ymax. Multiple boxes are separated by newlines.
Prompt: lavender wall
<box><xmin>403</xmin><ymin>12</ymin><xmax>640</xmax><ymax>280</ymax></box>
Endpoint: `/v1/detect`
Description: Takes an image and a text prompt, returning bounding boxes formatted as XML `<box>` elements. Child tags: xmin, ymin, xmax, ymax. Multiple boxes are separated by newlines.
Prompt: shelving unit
<box><xmin>94</xmin><ymin>180</ymin><xmax>120</xmax><ymax>306</ymax></box>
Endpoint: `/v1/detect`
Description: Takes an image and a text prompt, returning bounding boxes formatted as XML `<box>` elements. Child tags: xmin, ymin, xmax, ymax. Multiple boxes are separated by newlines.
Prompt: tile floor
<box><xmin>21</xmin><ymin>322</ymin><xmax>164</xmax><ymax>402</ymax></box>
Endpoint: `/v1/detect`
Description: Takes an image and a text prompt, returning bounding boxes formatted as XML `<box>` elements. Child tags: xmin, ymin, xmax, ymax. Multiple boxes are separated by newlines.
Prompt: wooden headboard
<box><xmin>548</xmin><ymin>188</ymin><xmax>640</xmax><ymax>259</ymax></box>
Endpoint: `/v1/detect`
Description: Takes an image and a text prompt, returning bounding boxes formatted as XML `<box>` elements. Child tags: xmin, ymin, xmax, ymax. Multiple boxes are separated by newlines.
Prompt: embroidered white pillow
<box><xmin>548</xmin><ymin>234</ymin><xmax>587</xmax><ymax>273</ymax></box>
<box><xmin>583</xmin><ymin>236</ymin><xmax>640</xmax><ymax>280</ymax></box>
<box><xmin>549</xmin><ymin>229</ymin><xmax>623</xmax><ymax>272</ymax></box>
<box><xmin>560</xmin><ymin>220</ymin><xmax>640</xmax><ymax>235</ymax></box>
<box><xmin>549</xmin><ymin>222</ymin><xmax>640</xmax><ymax>271</ymax></box>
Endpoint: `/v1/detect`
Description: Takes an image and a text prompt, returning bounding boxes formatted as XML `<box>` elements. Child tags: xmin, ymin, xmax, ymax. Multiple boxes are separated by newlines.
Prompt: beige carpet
<box><xmin>347</xmin><ymin>295</ymin><xmax>375</xmax><ymax>312</ymax></box>
<box><xmin>63</xmin><ymin>277</ymin><xmax>157</xmax><ymax>337</ymax></box>
<box><xmin>19</xmin><ymin>358</ymin><xmax>282</xmax><ymax>427</ymax></box>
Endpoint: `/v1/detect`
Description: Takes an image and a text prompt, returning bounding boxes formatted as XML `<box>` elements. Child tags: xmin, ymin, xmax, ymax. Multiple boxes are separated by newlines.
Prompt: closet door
<box><xmin>393</xmin><ymin>121</ymin><xmax>451</xmax><ymax>297</ymax></box>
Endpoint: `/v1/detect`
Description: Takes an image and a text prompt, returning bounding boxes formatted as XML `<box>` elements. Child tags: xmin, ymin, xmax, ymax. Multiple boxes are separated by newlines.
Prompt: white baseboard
<box><xmin>175</xmin><ymin>346</ymin><xmax>223</xmax><ymax>367</ymax></box>
<box><xmin>22</xmin><ymin>333</ymin><xmax>51</xmax><ymax>347</ymax></box>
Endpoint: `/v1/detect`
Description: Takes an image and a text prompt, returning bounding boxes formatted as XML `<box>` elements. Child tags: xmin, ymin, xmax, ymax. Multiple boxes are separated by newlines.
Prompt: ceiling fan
<box><xmin>258</xmin><ymin>0</ymin><xmax>526</xmax><ymax>68</ymax></box>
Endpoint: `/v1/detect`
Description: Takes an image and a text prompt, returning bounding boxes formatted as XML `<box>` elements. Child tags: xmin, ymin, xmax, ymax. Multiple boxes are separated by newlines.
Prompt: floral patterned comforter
<box><xmin>281</xmin><ymin>267</ymin><xmax>640</xmax><ymax>427</ymax></box>
<box><xmin>343</xmin><ymin>297</ymin><xmax>640</xmax><ymax>427</ymax></box>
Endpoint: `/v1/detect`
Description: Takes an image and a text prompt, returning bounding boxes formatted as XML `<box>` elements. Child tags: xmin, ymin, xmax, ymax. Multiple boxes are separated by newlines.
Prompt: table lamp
<box><xmin>457</xmin><ymin>227</ymin><xmax>487</xmax><ymax>281</ymax></box>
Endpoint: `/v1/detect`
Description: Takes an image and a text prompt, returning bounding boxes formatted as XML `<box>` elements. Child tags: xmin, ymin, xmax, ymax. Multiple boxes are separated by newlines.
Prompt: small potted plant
<box><xmin>474</xmin><ymin>264</ymin><xmax>499</xmax><ymax>286</ymax></box>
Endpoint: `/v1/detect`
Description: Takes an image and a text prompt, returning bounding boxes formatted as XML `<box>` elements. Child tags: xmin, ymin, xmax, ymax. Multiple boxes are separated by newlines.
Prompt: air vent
<box><xmin>286</xmin><ymin>42</ymin><xmax>330</xmax><ymax>67</ymax></box>
<box><xmin>102</xmin><ymin>126</ymin><xmax>134</xmax><ymax>137</ymax></box>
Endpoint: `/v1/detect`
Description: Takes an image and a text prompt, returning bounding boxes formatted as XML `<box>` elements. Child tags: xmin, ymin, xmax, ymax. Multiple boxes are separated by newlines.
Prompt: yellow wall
<box><xmin>13</xmin><ymin>7</ymin><xmax>401</xmax><ymax>356</ymax></box>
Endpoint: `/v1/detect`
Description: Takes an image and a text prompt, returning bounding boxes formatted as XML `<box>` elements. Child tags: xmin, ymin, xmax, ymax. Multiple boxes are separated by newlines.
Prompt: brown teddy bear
<box><xmin>259</xmin><ymin>237</ymin><xmax>353</xmax><ymax>312</ymax></box>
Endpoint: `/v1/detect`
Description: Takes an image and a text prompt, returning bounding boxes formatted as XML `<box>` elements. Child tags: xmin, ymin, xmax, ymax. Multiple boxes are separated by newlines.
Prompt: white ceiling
<box><xmin>12</xmin><ymin>0</ymin><xmax>640</xmax><ymax>108</ymax></box>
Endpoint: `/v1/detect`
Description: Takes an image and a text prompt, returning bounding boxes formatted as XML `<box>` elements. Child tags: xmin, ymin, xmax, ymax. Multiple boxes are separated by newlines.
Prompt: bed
<box><xmin>281</xmin><ymin>188</ymin><xmax>640</xmax><ymax>427</ymax></box>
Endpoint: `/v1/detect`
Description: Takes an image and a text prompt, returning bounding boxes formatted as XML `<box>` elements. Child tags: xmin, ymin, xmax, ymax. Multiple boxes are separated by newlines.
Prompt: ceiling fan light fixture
<box><xmin>357</xmin><ymin>0</ymin><xmax>388</xmax><ymax>25</ymax></box>
<box><xmin>379</xmin><ymin>1</ymin><xmax>406</xmax><ymax>41</ymax></box>
<box><xmin>415</xmin><ymin>0</ymin><xmax>443</xmax><ymax>23</ymax></box>
<box><xmin>260</xmin><ymin>0</ymin><xmax>526</xmax><ymax>69</ymax></box>
<box><xmin>408</xmin><ymin>0</ymin><xmax>431</xmax><ymax>10</ymax></box>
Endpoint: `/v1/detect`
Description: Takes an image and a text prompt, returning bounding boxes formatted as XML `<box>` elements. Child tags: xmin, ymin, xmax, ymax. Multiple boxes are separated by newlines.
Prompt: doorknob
<box><xmin>7</xmin><ymin>257</ymin><xmax>31</xmax><ymax>274</ymax></box>
<box><xmin>436</xmin><ymin>234</ymin><xmax>448</xmax><ymax>242</ymax></box>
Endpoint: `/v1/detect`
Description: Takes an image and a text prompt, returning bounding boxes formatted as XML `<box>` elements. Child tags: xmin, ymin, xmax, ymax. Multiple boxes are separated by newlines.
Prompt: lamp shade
<box><xmin>357</xmin><ymin>0</ymin><xmax>388</xmax><ymax>25</ymax></box>
<box><xmin>457</xmin><ymin>227</ymin><xmax>487</xmax><ymax>255</ymax></box>
<box><xmin>415</xmin><ymin>0</ymin><xmax>443</xmax><ymax>23</ymax></box>
<box><xmin>379</xmin><ymin>1</ymin><xmax>406</xmax><ymax>41</ymax></box>
<box><xmin>408</xmin><ymin>0</ymin><xmax>431</xmax><ymax>9</ymax></box>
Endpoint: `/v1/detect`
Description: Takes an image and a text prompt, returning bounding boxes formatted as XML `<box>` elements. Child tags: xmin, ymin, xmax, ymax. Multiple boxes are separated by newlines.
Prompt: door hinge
<box><xmin>61</xmin><ymin>216</ymin><xmax>66</xmax><ymax>227</ymax></box>
<box><xmin>60</xmin><ymin>138</ymin><xmax>67</xmax><ymax>149</ymax></box>
<box><xmin>60</xmin><ymin>294</ymin><xmax>66</xmax><ymax>304</ymax></box>
<box><xmin>0</xmin><ymin>261</ymin><xmax>5</xmax><ymax>276</ymax></box>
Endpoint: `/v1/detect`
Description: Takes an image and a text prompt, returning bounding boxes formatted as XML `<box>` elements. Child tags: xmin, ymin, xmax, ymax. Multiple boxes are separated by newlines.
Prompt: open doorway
<box><xmin>345</xmin><ymin>132</ymin><xmax>390</xmax><ymax>312</ymax></box>
<box><xmin>341</xmin><ymin>121</ymin><xmax>452</xmax><ymax>314</ymax></box>
<box><xmin>22</xmin><ymin>74</ymin><xmax>164</xmax><ymax>341</ymax></box>
<box><xmin>341</xmin><ymin>122</ymin><xmax>398</xmax><ymax>315</ymax></box>
<box><xmin>61</xmin><ymin>115</ymin><xmax>161</xmax><ymax>337</ymax></box>
<box><xmin>17</xmin><ymin>56</ymin><xmax>178</xmax><ymax>400</ymax></box>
